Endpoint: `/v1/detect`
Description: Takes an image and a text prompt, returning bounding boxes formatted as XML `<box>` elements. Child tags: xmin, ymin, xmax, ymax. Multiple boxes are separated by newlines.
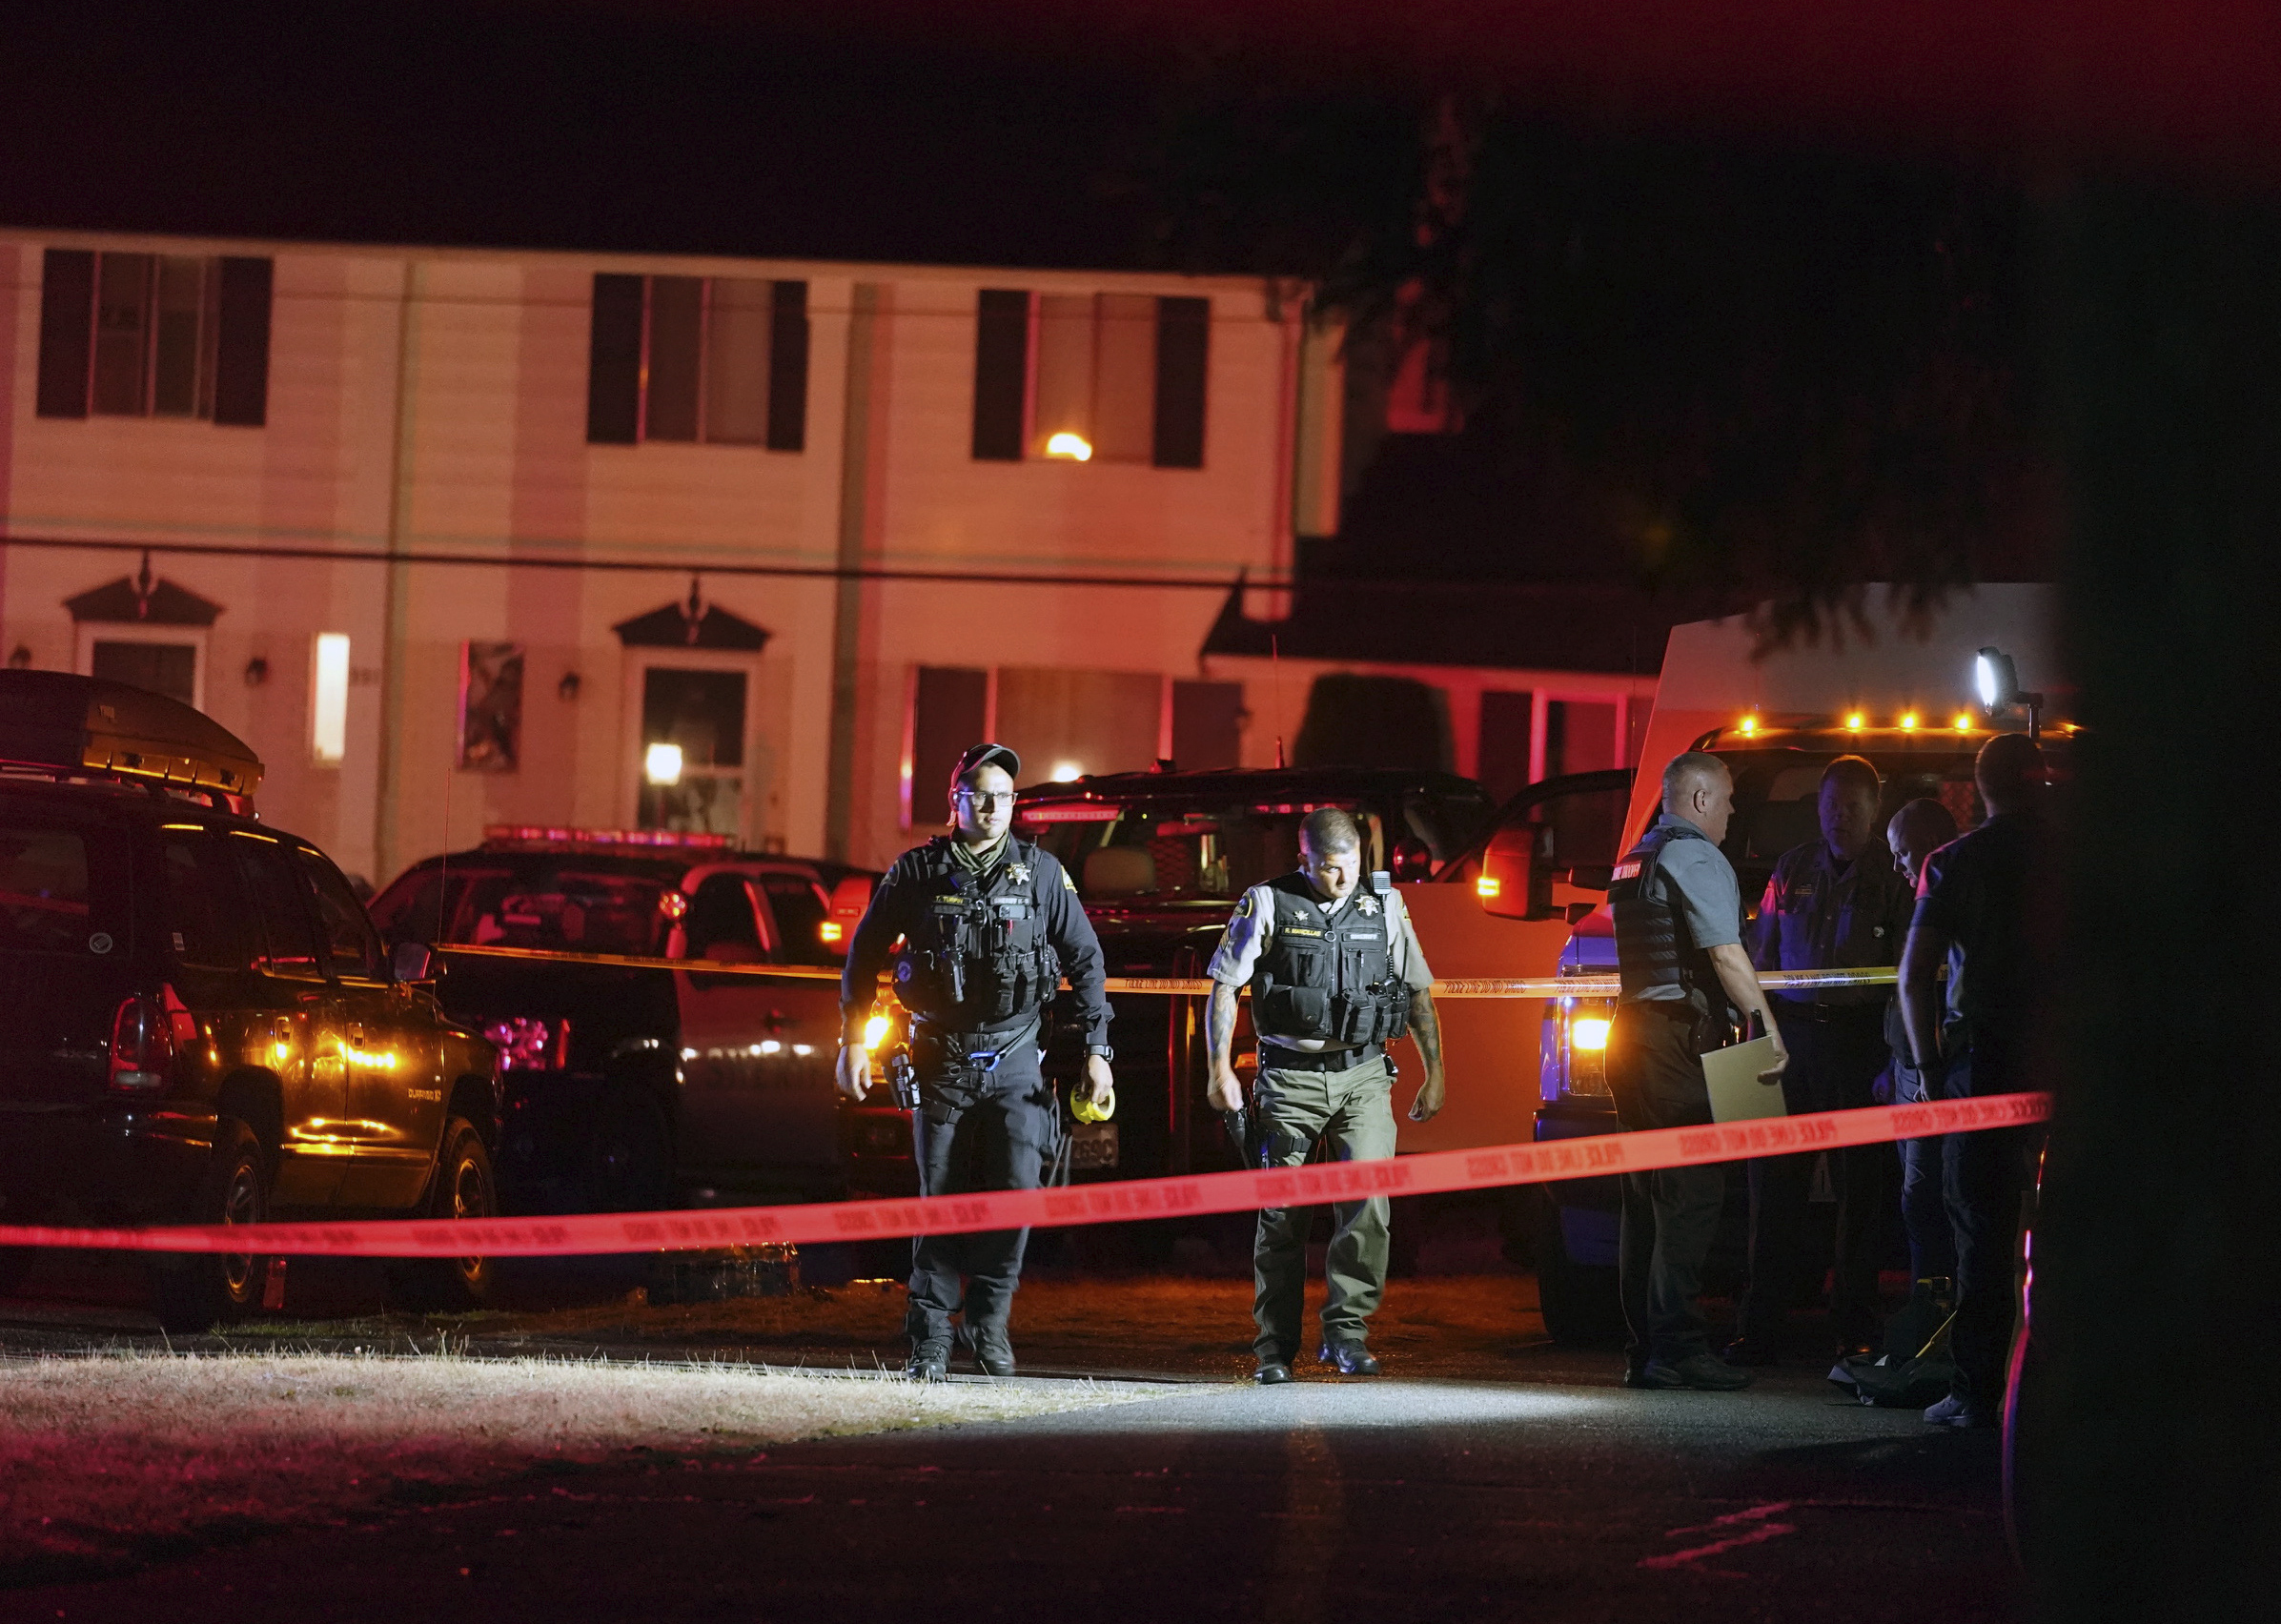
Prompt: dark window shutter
<box><xmin>909</xmin><ymin>666</ymin><xmax>989</xmax><ymax>826</ymax></box>
<box><xmin>1151</xmin><ymin>295</ymin><xmax>1210</xmax><ymax>469</ymax></box>
<box><xmin>766</xmin><ymin>279</ymin><xmax>809</xmax><ymax>452</ymax></box>
<box><xmin>35</xmin><ymin>249</ymin><xmax>93</xmax><ymax>418</ymax></box>
<box><xmin>212</xmin><ymin>256</ymin><xmax>273</xmax><ymax>427</ymax></box>
<box><xmin>970</xmin><ymin>289</ymin><xmax>1029</xmax><ymax>461</ymax></box>
<box><xmin>586</xmin><ymin>273</ymin><xmax>645</xmax><ymax>444</ymax></box>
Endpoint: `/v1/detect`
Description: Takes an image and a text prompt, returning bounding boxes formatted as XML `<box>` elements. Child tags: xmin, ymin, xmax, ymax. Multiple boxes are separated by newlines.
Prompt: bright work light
<box><xmin>643</xmin><ymin>742</ymin><xmax>684</xmax><ymax>785</ymax></box>
<box><xmin>1973</xmin><ymin>647</ymin><xmax>2046</xmax><ymax>738</ymax></box>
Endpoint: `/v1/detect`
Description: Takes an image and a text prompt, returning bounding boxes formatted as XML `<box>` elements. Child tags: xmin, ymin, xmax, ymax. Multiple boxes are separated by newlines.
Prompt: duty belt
<box><xmin>1256</xmin><ymin>1041</ymin><xmax>1385</xmax><ymax>1073</ymax></box>
<box><xmin>912</xmin><ymin>1015</ymin><xmax>1040</xmax><ymax>1075</ymax></box>
<box><xmin>1771</xmin><ymin>994</ymin><xmax>1886</xmax><ymax>1024</ymax></box>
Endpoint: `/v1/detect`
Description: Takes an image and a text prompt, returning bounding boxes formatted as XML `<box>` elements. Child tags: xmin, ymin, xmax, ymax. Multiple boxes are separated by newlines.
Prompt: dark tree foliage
<box><xmin>1128</xmin><ymin>69</ymin><xmax>2054</xmax><ymax>645</ymax></box>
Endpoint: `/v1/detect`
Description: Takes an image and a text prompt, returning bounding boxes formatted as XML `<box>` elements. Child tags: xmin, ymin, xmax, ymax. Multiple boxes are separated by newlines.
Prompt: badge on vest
<box><xmin>1007</xmin><ymin>863</ymin><xmax>1030</xmax><ymax>885</ymax></box>
<box><xmin>1355</xmin><ymin>895</ymin><xmax>1379</xmax><ymax>916</ymax></box>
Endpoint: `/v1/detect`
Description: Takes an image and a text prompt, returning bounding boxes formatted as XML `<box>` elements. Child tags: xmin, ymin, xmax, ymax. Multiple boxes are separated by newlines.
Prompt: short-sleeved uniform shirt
<box><xmin>1207</xmin><ymin>879</ymin><xmax>1433</xmax><ymax>1053</ymax></box>
<box><xmin>1620</xmin><ymin>812</ymin><xmax>1743</xmax><ymax>1005</ymax></box>
<box><xmin>1748</xmin><ymin>837</ymin><xmax>1915</xmax><ymax>1006</ymax></box>
<box><xmin>1911</xmin><ymin>811</ymin><xmax>2039</xmax><ymax>1044</ymax></box>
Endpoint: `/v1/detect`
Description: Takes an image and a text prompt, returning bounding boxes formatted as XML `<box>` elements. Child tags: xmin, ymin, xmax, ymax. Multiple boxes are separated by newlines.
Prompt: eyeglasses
<box><xmin>956</xmin><ymin>789</ymin><xmax>1018</xmax><ymax>808</ymax></box>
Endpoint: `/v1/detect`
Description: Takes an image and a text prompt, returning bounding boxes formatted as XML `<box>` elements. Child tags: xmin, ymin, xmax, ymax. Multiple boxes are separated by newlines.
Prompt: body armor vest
<box><xmin>890</xmin><ymin>837</ymin><xmax>1059</xmax><ymax>1033</ymax></box>
<box><xmin>1608</xmin><ymin>818</ymin><xmax>1722</xmax><ymax>1011</ymax></box>
<box><xmin>1252</xmin><ymin>872</ymin><xmax>1412</xmax><ymax>1046</ymax></box>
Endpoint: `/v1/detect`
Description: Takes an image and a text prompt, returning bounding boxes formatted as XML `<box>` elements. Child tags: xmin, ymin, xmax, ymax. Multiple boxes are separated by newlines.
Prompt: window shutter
<box><xmin>211</xmin><ymin>256</ymin><xmax>273</xmax><ymax>427</ymax></box>
<box><xmin>766</xmin><ymin>280</ymin><xmax>810</xmax><ymax>452</ymax></box>
<box><xmin>1151</xmin><ymin>296</ymin><xmax>1209</xmax><ymax>469</ymax></box>
<box><xmin>970</xmin><ymin>289</ymin><xmax>1029</xmax><ymax>461</ymax></box>
<box><xmin>35</xmin><ymin>248</ymin><xmax>93</xmax><ymax>418</ymax></box>
<box><xmin>586</xmin><ymin>273</ymin><xmax>645</xmax><ymax>444</ymax></box>
<box><xmin>908</xmin><ymin>666</ymin><xmax>989</xmax><ymax>826</ymax></box>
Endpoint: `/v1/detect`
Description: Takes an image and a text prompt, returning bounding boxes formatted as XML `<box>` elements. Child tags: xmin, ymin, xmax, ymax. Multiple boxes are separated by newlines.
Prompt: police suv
<box><xmin>0</xmin><ymin>672</ymin><xmax>500</xmax><ymax>1331</ymax></box>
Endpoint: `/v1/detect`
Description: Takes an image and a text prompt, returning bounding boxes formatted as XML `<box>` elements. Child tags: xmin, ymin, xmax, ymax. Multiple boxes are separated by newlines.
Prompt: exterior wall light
<box><xmin>644</xmin><ymin>742</ymin><xmax>684</xmax><ymax>785</ymax></box>
<box><xmin>1044</xmin><ymin>432</ymin><xmax>1093</xmax><ymax>461</ymax></box>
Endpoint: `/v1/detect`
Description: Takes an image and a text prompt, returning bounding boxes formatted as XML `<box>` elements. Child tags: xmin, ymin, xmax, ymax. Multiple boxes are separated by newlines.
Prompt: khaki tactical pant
<box><xmin>1251</xmin><ymin>1052</ymin><xmax>1399</xmax><ymax>1360</ymax></box>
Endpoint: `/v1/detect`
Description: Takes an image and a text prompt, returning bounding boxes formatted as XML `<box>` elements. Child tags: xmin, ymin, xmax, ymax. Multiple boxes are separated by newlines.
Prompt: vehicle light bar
<box><xmin>480</xmin><ymin>825</ymin><xmax>734</xmax><ymax>851</ymax></box>
<box><xmin>1014</xmin><ymin>803</ymin><xmax>1121</xmax><ymax>823</ymax></box>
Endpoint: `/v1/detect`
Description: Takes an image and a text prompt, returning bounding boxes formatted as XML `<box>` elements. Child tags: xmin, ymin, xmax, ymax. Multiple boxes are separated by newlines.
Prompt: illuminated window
<box><xmin>970</xmin><ymin>289</ymin><xmax>1209</xmax><ymax>468</ymax></box>
<box><xmin>586</xmin><ymin>274</ymin><xmax>808</xmax><ymax>449</ymax></box>
<box><xmin>36</xmin><ymin>249</ymin><xmax>272</xmax><ymax>425</ymax></box>
<box><xmin>311</xmin><ymin>633</ymin><xmax>350</xmax><ymax>764</ymax></box>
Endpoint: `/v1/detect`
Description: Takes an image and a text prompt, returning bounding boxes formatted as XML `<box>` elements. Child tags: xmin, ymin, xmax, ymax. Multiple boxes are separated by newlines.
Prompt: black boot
<box><xmin>906</xmin><ymin>1337</ymin><xmax>950</xmax><ymax>1382</ymax></box>
<box><xmin>970</xmin><ymin>1325</ymin><xmax>1016</xmax><ymax>1378</ymax></box>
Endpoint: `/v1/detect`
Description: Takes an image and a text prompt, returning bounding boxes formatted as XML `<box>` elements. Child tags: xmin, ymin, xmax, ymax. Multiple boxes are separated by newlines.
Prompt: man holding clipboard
<box><xmin>1605</xmin><ymin>752</ymin><xmax>1788</xmax><ymax>1391</ymax></box>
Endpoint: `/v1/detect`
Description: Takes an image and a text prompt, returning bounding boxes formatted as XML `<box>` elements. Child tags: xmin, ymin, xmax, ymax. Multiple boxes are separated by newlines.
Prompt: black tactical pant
<box><xmin>1941</xmin><ymin>1032</ymin><xmax>2035</xmax><ymax>1413</ymax></box>
<box><xmin>905</xmin><ymin>1036</ymin><xmax>1055</xmax><ymax>1346</ymax></box>
<box><xmin>1739</xmin><ymin>1005</ymin><xmax>1895</xmax><ymax>1350</ymax></box>
<box><xmin>1608</xmin><ymin>1005</ymin><xmax>1725</xmax><ymax>1366</ymax></box>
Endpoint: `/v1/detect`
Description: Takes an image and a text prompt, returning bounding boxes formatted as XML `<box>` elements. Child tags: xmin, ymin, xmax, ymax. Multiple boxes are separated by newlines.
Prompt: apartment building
<box><xmin>0</xmin><ymin>228</ymin><xmax>1649</xmax><ymax>883</ymax></box>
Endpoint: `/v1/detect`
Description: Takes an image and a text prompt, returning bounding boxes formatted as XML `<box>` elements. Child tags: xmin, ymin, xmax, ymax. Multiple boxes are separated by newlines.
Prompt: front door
<box><xmin>299</xmin><ymin>845</ymin><xmax>443</xmax><ymax>1210</ymax></box>
<box><xmin>637</xmin><ymin>665</ymin><xmax>750</xmax><ymax>839</ymax></box>
<box><xmin>228</xmin><ymin>833</ymin><xmax>344</xmax><ymax>1208</ymax></box>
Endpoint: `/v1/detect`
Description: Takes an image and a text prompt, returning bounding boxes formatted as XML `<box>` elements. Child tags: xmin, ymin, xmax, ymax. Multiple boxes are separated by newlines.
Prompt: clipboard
<box><xmin>1702</xmin><ymin>1034</ymin><xmax>1788</xmax><ymax>1124</ymax></box>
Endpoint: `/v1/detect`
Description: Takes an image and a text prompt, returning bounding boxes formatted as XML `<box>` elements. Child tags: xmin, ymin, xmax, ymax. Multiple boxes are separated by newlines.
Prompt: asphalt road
<box><xmin>12</xmin><ymin>1356</ymin><xmax>2016</xmax><ymax>1623</ymax></box>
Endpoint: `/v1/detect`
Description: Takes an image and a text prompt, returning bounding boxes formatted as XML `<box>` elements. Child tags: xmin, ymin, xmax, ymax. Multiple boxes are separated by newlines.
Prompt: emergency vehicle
<box><xmin>1504</xmin><ymin>585</ymin><xmax>2072</xmax><ymax>1339</ymax></box>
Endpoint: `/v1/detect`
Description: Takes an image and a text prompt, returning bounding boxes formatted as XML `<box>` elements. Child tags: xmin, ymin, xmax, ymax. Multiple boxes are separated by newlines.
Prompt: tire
<box><xmin>590</xmin><ymin>1092</ymin><xmax>674</xmax><ymax>1214</ymax></box>
<box><xmin>1530</xmin><ymin>1188</ymin><xmax>1627</xmax><ymax>1345</ymax></box>
<box><xmin>152</xmin><ymin>1120</ymin><xmax>269</xmax><ymax>1335</ymax></box>
<box><xmin>390</xmin><ymin>1119</ymin><xmax>499</xmax><ymax>1312</ymax></box>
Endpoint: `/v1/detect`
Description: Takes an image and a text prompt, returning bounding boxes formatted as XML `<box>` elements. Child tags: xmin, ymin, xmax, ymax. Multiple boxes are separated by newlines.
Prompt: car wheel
<box><xmin>390</xmin><ymin>1119</ymin><xmax>498</xmax><ymax>1312</ymax></box>
<box><xmin>590</xmin><ymin>1092</ymin><xmax>674</xmax><ymax>1213</ymax></box>
<box><xmin>152</xmin><ymin>1120</ymin><xmax>269</xmax><ymax>1335</ymax></box>
<box><xmin>1530</xmin><ymin>1188</ymin><xmax>1626</xmax><ymax>1345</ymax></box>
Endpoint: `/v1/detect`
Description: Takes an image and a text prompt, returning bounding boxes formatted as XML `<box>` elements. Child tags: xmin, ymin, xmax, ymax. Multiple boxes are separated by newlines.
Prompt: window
<box><xmin>682</xmin><ymin>873</ymin><xmax>765</xmax><ymax>964</ymax></box>
<box><xmin>161</xmin><ymin>833</ymin><xmax>250</xmax><ymax>970</ymax></box>
<box><xmin>89</xmin><ymin>638</ymin><xmax>199</xmax><ymax>708</ymax></box>
<box><xmin>970</xmin><ymin>290</ymin><xmax>1209</xmax><ymax>468</ymax></box>
<box><xmin>638</xmin><ymin>666</ymin><xmax>748</xmax><ymax>837</ymax></box>
<box><xmin>905</xmin><ymin>665</ymin><xmax>988</xmax><ymax>827</ymax></box>
<box><xmin>449</xmin><ymin>869</ymin><xmax>676</xmax><ymax>956</ymax></box>
<box><xmin>1</xmin><ymin>825</ymin><xmax>126</xmax><ymax>957</ymax></box>
<box><xmin>36</xmin><ymin>249</ymin><xmax>272</xmax><ymax>425</ymax></box>
<box><xmin>311</xmin><ymin>633</ymin><xmax>350</xmax><ymax>765</ymax></box>
<box><xmin>757</xmin><ymin>873</ymin><xmax>839</xmax><ymax>967</ymax></box>
<box><xmin>234</xmin><ymin>836</ymin><xmax>323</xmax><ymax>981</ymax></box>
<box><xmin>586</xmin><ymin>274</ymin><xmax>808</xmax><ymax>449</ymax></box>
<box><xmin>299</xmin><ymin>848</ymin><xmax>385</xmax><ymax>981</ymax></box>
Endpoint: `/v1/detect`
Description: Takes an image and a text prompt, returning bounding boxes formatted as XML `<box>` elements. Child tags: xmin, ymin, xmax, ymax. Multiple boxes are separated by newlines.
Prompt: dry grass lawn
<box><xmin>0</xmin><ymin>1350</ymin><xmax>1166</xmax><ymax>1580</ymax></box>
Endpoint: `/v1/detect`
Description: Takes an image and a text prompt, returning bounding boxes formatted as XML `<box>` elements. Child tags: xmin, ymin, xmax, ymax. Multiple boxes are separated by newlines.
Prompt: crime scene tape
<box><xmin>0</xmin><ymin>1091</ymin><xmax>2044</xmax><ymax>1260</ymax></box>
<box><xmin>437</xmin><ymin>943</ymin><xmax>1894</xmax><ymax>1002</ymax></box>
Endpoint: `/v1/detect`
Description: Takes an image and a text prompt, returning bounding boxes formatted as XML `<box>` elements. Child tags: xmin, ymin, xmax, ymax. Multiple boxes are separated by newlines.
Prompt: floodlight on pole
<box><xmin>1973</xmin><ymin>647</ymin><xmax>2045</xmax><ymax>739</ymax></box>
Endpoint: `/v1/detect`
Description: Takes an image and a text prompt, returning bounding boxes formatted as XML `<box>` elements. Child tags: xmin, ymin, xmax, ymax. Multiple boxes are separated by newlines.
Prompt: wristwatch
<box><xmin>1085</xmin><ymin>1044</ymin><xmax>1114</xmax><ymax>1061</ymax></box>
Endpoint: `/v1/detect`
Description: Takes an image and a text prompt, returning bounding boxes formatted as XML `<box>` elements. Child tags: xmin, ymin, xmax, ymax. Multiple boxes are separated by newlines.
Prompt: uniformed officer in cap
<box><xmin>1203</xmin><ymin>807</ymin><xmax>1447</xmax><ymax>1385</ymax></box>
<box><xmin>1606</xmin><ymin>752</ymin><xmax>1786</xmax><ymax>1391</ymax></box>
<box><xmin>1727</xmin><ymin>755</ymin><xmax>1916</xmax><ymax>1366</ymax></box>
<box><xmin>837</xmin><ymin>741</ymin><xmax>1114</xmax><ymax>1381</ymax></box>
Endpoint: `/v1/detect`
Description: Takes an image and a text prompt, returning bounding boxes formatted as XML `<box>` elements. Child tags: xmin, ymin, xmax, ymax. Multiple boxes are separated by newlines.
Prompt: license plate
<box><xmin>1069</xmin><ymin>1121</ymin><xmax>1118</xmax><ymax>1170</ymax></box>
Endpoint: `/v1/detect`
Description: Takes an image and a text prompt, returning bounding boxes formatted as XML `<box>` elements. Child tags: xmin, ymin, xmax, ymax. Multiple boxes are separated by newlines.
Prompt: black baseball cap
<box><xmin>950</xmin><ymin>741</ymin><xmax>1022</xmax><ymax>792</ymax></box>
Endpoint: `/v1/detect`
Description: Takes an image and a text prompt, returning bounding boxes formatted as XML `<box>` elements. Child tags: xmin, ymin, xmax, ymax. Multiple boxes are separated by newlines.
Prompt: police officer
<box><xmin>1901</xmin><ymin>732</ymin><xmax>2046</xmax><ymax>1429</ymax></box>
<box><xmin>1884</xmin><ymin>797</ymin><xmax>1961</xmax><ymax>1308</ymax></box>
<box><xmin>1728</xmin><ymin>756</ymin><xmax>1916</xmax><ymax>1365</ymax></box>
<box><xmin>1607</xmin><ymin>752</ymin><xmax>1786</xmax><ymax>1391</ymax></box>
<box><xmin>1203</xmin><ymin>808</ymin><xmax>1445</xmax><ymax>1384</ymax></box>
<box><xmin>836</xmin><ymin>741</ymin><xmax>1114</xmax><ymax>1381</ymax></box>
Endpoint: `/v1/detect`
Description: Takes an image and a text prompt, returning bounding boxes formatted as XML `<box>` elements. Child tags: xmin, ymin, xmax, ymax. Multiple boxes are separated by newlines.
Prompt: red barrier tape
<box><xmin>0</xmin><ymin>1093</ymin><xmax>2047</xmax><ymax>1260</ymax></box>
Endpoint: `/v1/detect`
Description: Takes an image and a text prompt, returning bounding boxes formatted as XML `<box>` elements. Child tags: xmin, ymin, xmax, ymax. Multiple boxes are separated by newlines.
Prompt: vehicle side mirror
<box><xmin>1389</xmin><ymin>837</ymin><xmax>1435</xmax><ymax>883</ymax></box>
<box><xmin>391</xmin><ymin>940</ymin><xmax>441</xmax><ymax>984</ymax></box>
<box><xmin>1476</xmin><ymin>825</ymin><xmax>1533</xmax><ymax>920</ymax></box>
<box><xmin>825</xmin><ymin>874</ymin><xmax>872</xmax><ymax>955</ymax></box>
<box><xmin>1566</xmin><ymin>863</ymin><xmax>1614</xmax><ymax>891</ymax></box>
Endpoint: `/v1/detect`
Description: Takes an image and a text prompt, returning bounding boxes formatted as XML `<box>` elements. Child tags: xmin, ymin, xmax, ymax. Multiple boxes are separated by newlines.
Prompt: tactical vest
<box><xmin>1251</xmin><ymin>872</ymin><xmax>1412</xmax><ymax>1046</ymax></box>
<box><xmin>1608</xmin><ymin>817</ymin><xmax>1723</xmax><ymax>1011</ymax></box>
<box><xmin>889</xmin><ymin>837</ymin><xmax>1060</xmax><ymax>1033</ymax></box>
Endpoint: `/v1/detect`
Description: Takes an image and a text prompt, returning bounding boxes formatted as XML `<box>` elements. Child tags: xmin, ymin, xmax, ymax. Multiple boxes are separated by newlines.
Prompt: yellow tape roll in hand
<box><xmin>1070</xmin><ymin>1086</ymin><xmax>1116</xmax><ymax>1124</ymax></box>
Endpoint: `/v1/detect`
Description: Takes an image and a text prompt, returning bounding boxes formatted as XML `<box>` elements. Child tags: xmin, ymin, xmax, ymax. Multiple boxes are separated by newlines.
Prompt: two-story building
<box><xmin>0</xmin><ymin>227</ymin><xmax>1654</xmax><ymax>882</ymax></box>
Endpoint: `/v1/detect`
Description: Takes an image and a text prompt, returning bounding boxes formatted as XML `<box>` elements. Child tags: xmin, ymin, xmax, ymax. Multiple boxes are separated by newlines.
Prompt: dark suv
<box><xmin>0</xmin><ymin>672</ymin><xmax>500</xmax><ymax>1331</ymax></box>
